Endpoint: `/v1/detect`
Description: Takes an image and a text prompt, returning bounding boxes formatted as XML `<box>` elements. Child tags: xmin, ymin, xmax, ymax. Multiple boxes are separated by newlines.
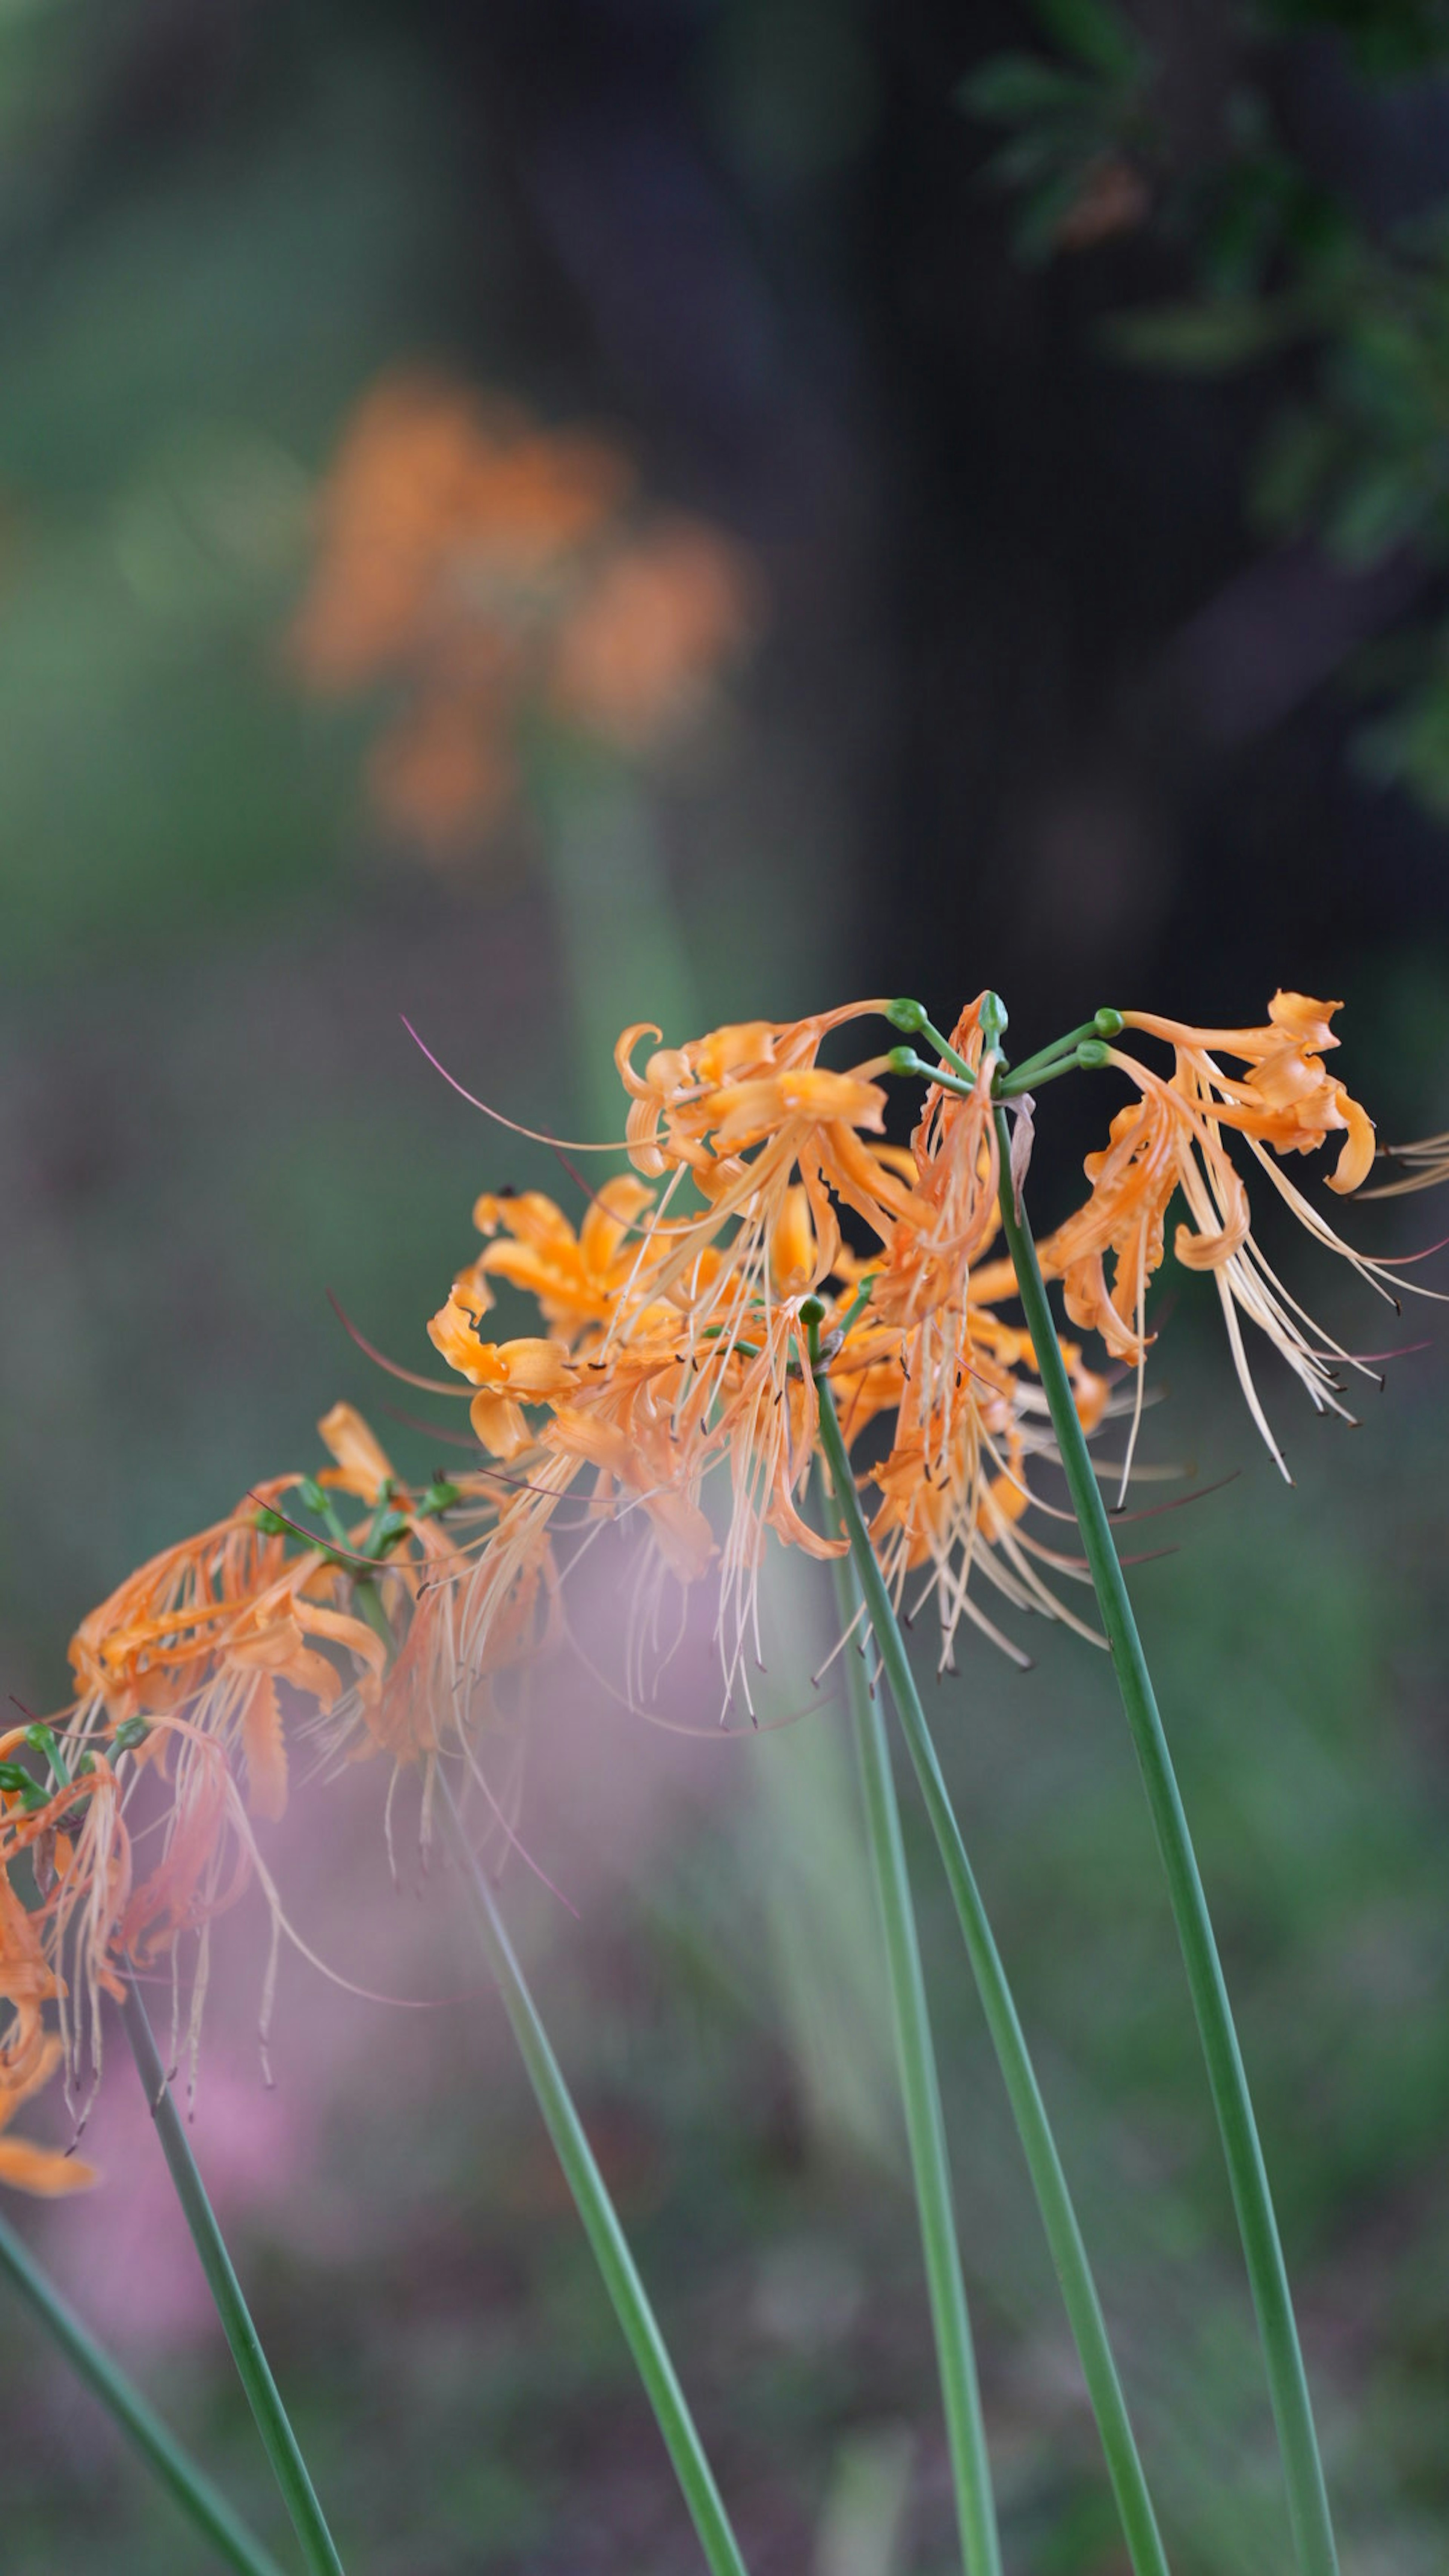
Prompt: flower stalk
<box><xmin>437</xmin><ymin>1771</ymin><xmax>750</xmax><ymax>2576</ymax></box>
<box><xmin>991</xmin><ymin>1104</ymin><xmax>1340</xmax><ymax>2576</ymax></box>
<box><xmin>0</xmin><ymin>2208</ymin><xmax>287</xmax><ymax>2576</ymax></box>
<box><xmin>808</xmin><ymin>1315</ymin><xmax>1171</xmax><ymax>2576</ymax></box>
<box><xmin>828</xmin><ymin>1534</ymin><xmax>1002</xmax><ymax>2576</ymax></box>
<box><xmin>121</xmin><ymin>1981</ymin><xmax>345</xmax><ymax>2576</ymax></box>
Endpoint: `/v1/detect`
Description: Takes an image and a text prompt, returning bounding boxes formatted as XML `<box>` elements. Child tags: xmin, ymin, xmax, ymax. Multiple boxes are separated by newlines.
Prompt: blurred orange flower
<box><xmin>291</xmin><ymin>373</ymin><xmax>760</xmax><ymax>852</ymax></box>
<box><xmin>547</xmin><ymin>517</ymin><xmax>757</xmax><ymax>747</ymax></box>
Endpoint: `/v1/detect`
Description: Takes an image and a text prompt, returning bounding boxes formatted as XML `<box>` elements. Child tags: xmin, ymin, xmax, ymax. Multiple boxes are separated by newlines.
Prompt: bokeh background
<box><xmin>3</xmin><ymin>4</ymin><xmax>1448</xmax><ymax>2570</ymax></box>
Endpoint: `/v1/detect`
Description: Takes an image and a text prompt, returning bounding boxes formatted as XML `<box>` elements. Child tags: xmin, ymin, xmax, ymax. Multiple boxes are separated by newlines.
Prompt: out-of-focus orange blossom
<box><xmin>289</xmin><ymin>374</ymin><xmax>761</xmax><ymax>854</ymax></box>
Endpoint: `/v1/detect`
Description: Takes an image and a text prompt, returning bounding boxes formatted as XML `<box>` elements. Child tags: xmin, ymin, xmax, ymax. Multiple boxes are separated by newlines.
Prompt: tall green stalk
<box><xmin>0</xmin><ymin>2208</ymin><xmax>286</xmax><ymax>2576</ymax></box>
<box><xmin>829</xmin><ymin>1539</ymin><xmax>1002</xmax><ymax>2576</ymax></box>
<box><xmin>121</xmin><ymin>1982</ymin><xmax>345</xmax><ymax>2576</ymax></box>
<box><xmin>991</xmin><ymin>1104</ymin><xmax>1340</xmax><ymax>2576</ymax></box>
<box><xmin>809</xmin><ymin>1334</ymin><xmax>1171</xmax><ymax>2576</ymax></box>
<box><xmin>437</xmin><ymin>1772</ymin><xmax>750</xmax><ymax>2576</ymax></box>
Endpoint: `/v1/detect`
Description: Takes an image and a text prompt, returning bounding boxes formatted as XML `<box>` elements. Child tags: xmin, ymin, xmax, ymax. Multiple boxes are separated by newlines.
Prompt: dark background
<box><xmin>2</xmin><ymin>5</ymin><xmax>1447</xmax><ymax>2571</ymax></box>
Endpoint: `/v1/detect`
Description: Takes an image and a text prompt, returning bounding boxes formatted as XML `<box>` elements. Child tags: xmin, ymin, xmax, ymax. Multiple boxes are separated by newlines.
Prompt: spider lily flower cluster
<box><xmin>3</xmin><ymin>983</ymin><xmax>1398</xmax><ymax>2164</ymax></box>
<box><xmin>0</xmin><ymin>1413</ymin><xmax>505</xmax><ymax>2155</ymax></box>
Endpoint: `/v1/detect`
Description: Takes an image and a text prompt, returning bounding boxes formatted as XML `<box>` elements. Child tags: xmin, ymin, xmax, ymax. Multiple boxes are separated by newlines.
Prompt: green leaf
<box><xmin>1252</xmin><ymin>408</ymin><xmax>1340</xmax><ymax>532</ymax></box>
<box><xmin>1324</xmin><ymin>463</ymin><xmax>1426</xmax><ymax>566</ymax></box>
<box><xmin>1105</xmin><ymin>297</ymin><xmax>1291</xmax><ymax>371</ymax></box>
<box><xmin>1025</xmin><ymin>0</ymin><xmax>1142</xmax><ymax>81</ymax></box>
<box><xmin>962</xmin><ymin>52</ymin><xmax>1093</xmax><ymax>121</ymax></box>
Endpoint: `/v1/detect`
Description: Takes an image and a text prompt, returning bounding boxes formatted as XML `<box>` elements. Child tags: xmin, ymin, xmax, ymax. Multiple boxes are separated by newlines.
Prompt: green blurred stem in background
<box><xmin>808</xmin><ymin>1311</ymin><xmax>1172</xmax><ymax>2576</ymax></box>
<box><xmin>438</xmin><ymin>1770</ymin><xmax>751</xmax><ymax>2576</ymax></box>
<box><xmin>991</xmin><ymin>1104</ymin><xmax>1341</xmax><ymax>2576</ymax></box>
<box><xmin>121</xmin><ymin>1982</ymin><xmax>346</xmax><ymax>2576</ymax></box>
<box><xmin>827</xmin><ymin>1533</ymin><xmax>1002</xmax><ymax>2576</ymax></box>
<box><xmin>0</xmin><ymin>2208</ymin><xmax>287</xmax><ymax>2576</ymax></box>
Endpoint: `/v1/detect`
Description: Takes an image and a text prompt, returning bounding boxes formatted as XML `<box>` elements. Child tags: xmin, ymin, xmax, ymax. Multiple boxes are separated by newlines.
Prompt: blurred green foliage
<box><xmin>968</xmin><ymin>0</ymin><xmax>1449</xmax><ymax>816</ymax></box>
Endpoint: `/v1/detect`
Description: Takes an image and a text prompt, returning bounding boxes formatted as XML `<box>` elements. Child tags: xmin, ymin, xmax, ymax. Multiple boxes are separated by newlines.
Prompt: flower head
<box><xmin>1040</xmin><ymin>992</ymin><xmax>1398</xmax><ymax>1476</ymax></box>
<box><xmin>290</xmin><ymin>374</ymin><xmax>760</xmax><ymax>854</ymax></box>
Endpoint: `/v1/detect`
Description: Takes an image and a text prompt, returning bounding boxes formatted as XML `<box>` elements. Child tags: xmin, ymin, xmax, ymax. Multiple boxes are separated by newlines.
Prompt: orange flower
<box><xmin>823</xmin><ymin>1277</ymin><xmax>1109</xmax><ymax>1673</ymax></box>
<box><xmin>68</xmin><ymin>1484</ymin><xmax>387</xmax><ymax>1782</ymax></box>
<box><xmin>872</xmin><ymin>994</ymin><xmax>1006</xmax><ymax>1329</ymax></box>
<box><xmin>290</xmin><ymin>377</ymin><xmax>630</xmax><ymax>689</ymax></box>
<box><xmin>425</xmin><ymin>1299</ymin><xmax>577</xmax><ymax>1456</ymax></box>
<box><xmin>290</xmin><ymin>373</ymin><xmax>760</xmax><ymax>851</ymax></box>
<box><xmin>1041</xmin><ymin>993</ymin><xmax>1401</xmax><ymax>1476</ymax></box>
<box><xmin>369</xmin><ymin>687</ymin><xmax>518</xmax><ymax>847</ymax></box>
<box><xmin>0</xmin><ymin>2037</ymin><xmax>97</xmax><ymax>2198</ymax></box>
<box><xmin>611</xmin><ymin>1009</ymin><xmax>923</xmax><ymax>1370</ymax></box>
<box><xmin>315</xmin><ymin>1402</ymin><xmax>397</xmax><ymax>1503</ymax></box>
<box><xmin>1119</xmin><ymin>993</ymin><xmax>1375</xmax><ymax>1190</ymax></box>
<box><xmin>401</xmin><ymin>983</ymin><xmax>1416</xmax><ymax>1728</ymax></box>
<box><xmin>547</xmin><ymin>518</ymin><xmax>757</xmax><ymax>747</ymax></box>
<box><xmin>465</xmin><ymin>1176</ymin><xmax>663</xmax><ymax>1340</ymax></box>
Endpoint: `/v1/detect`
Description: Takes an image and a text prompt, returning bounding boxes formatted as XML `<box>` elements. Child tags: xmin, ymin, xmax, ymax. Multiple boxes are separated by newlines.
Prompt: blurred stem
<box><xmin>991</xmin><ymin>1106</ymin><xmax>1340</xmax><ymax>2576</ymax></box>
<box><xmin>0</xmin><ymin>2209</ymin><xmax>286</xmax><ymax>2576</ymax></box>
<box><xmin>811</xmin><ymin>1352</ymin><xmax>1171</xmax><ymax>2576</ymax></box>
<box><xmin>827</xmin><ymin>1537</ymin><xmax>1002</xmax><ymax>2576</ymax></box>
<box><xmin>526</xmin><ymin>729</ymin><xmax>699</xmax><ymax>1132</ymax></box>
<box><xmin>437</xmin><ymin>1771</ymin><xmax>751</xmax><ymax>2576</ymax></box>
<box><xmin>120</xmin><ymin>1983</ymin><xmax>345</xmax><ymax>2576</ymax></box>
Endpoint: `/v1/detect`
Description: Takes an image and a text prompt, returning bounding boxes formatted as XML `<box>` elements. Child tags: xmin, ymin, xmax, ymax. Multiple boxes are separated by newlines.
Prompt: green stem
<box><xmin>991</xmin><ymin>1106</ymin><xmax>1339</xmax><ymax>2576</ymax></box>
<box><xmin>0</xmin><ymin>2208</ymin><xmax>287</xmax><ymax>2576</ymax></box>
<box><xmin>995</xmin><ymin>1054</ymin><xmax>1092</xmax><ymax>1097</ymax></box>
<box><xmin>437</xmin><ymin>1772</ymin><xmax>750</xmax><ymax>2576</ymax></box>
<box><xmin>996</xmin><ymin>1024</ymin><xmax>1098</xmax><ymax>1091</ymax></box>
<box><xmin>886</xmin><ymin>1046</ymin><xmax>1093</xmax><ymax>1106</ymax></box>
<box><xmin>120</xmin><ymin>1983</ymin><xmax>345</xmax><ymax>2576</ymax></box>
<box><xmin>829</xmin><ymin>1541</ymin><xmax>1002</xmax><ymax>2576</ymax></box>
<box><xmin>812</xmin><ymin>1361</ymin><xmax>1171</xmax><ymax>2576</ymax></box>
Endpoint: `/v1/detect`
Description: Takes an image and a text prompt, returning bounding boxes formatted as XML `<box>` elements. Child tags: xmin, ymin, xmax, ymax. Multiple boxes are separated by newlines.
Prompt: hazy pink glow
<box><xmin>47</xmin><ymin>2054</ymin><xmax>310</xmax><ymax>2350</ymax></box>
<box><xmin>24</xmin><ymin>1537</ymin><xmax>811</xmax><ymax>2357</ymax></box>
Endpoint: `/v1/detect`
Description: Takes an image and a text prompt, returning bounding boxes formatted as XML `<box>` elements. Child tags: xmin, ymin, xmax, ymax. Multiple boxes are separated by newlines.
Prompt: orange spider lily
<box><xmin>290</xmin><ymin>373</ymin><xmax>759</xmax><ymax>851</ymax></box>
<box><xmin>425</xmin><ymin>1297</ymin><xmax>579</xmax><ymax>1457</ymax></box>
<box><xmin>872</xmin><ymin>994</ymin><xmax>1006</xmax><ymax>1329</ymax></box>
<box><xmin>1119</xmin><ymin>993</ymin><xmax>1375</xmax><ymax>1189</ymax></box>
<box><xmin>0</xmin><ymin>2038</ymin><xmax>96</xmax><ymax>2198</ymax></box>
<box><xmin>463</xmin><ymin>1175</ymin><xmax>665</xmax><ymax>1340</ymax></box>
<box><xmin>1040</xmin><ymin>992</ymin><xmax>1403</xmax><ymax>1478</ymax></box>
<box><xmin>546</xmin><ymin>516</ymin><xmax>757</xmax><ymax>747</ymax></box>
<box><xmin>68</xmin><ymin>1477</ymin><xmax>386</xmax><ymax>1818</ymax></box>
<box><xmin>611</xmin><ymin>1007</ymin><xmax>927</xmax><ymax>1372</ymax></box>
